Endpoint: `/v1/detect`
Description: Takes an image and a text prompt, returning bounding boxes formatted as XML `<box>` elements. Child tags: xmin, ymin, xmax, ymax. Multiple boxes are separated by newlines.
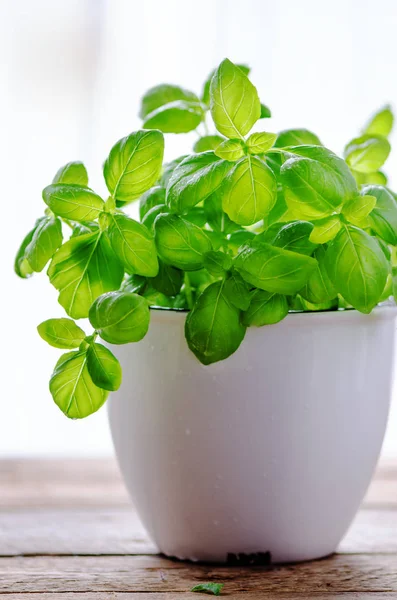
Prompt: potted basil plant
<box><xmin>15</xmin><ymin>59</ymin><xmax>397</xmax><ymax>564</ymax></box>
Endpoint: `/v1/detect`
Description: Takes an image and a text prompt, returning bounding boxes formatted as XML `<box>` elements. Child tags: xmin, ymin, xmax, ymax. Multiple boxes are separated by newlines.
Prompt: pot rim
<box><xmin>148</xmin><ymin>301</ymin><xmax>397</xmax><ymax>326</ymax></box>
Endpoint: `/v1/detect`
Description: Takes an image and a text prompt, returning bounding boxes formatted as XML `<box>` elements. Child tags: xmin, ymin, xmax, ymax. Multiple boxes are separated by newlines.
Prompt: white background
<box><xmin>2</xmin><ymin>0</ymin><xmax>397</xmax><ymax>457</ymax></box>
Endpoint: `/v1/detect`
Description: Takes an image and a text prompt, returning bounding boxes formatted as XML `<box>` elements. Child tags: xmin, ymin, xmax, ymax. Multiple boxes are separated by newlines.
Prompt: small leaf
<box><xmin>210</xmin><ymin>58</ymin><xmax>260</xmax><ymax>139</ymax></box>
<box><xmin>185</xmin><ymin>280</ymin><xmax>246</xmax><ymax>365</ymax></box>
<box><xmin>363</xmin><ymin>105</ymin><xmax>394</xmax><ymax>138</ymax></box>
<box><xmin>352</xmin><ymin>170</ymin><xmax>388</xmax><ymax>186</ymax></box>
<box><xmin>37</xmin><ymin>318</ymin><xmax>86</xmax><ymax>349</ymax></box>
<box><xmin>104</xmin><ymin>130</ymin><xmax>164</xmax><ymax>205</ymax></box>
<box><xmin>201</xmin><ymin>63</ymin><xmax>250</xmax><ymax>106</ymax></box>
<box><xmin>214</xmin><ymin>139</ymin><xmax>245</xmax><ymax>161</ymax></box>
<box><xmin>121</xmin><ymin>274</ymin><xmax>147</xmax><ymax>294</ymax></box>
<box><xmin>260</xmin><ymin>103</ymin><xmax>271</xmax><ymax>118</ymax></box>
<box><xmin>246</xmin><ymin>132</ymin><xmax>277</xmax><ymax>154</ymax></box>
<box><xmin>204</xmin><ymin>190</ymin><xmax>239</xmax><ymax>234</ymax></box>
<box><xmin>108</xmin><ymin>214</ymin><xmax>159</xmax><ymax>277</ymax></box>
<box><xmin>309</xmin><ymin>216</ymin><xmax>341</xmax><ymax>244</ymax></box>
<box><xmin>191</xmin><ymin>582</ymin><xmax>224</xmax><ymax>596</ymax></box>
<box><xmin>271</xmin><ymin>221</ymin><xmax>317</xmax><ymax>255</ymax></box>
<box><xmin>52</xmin><ymin>161</ymin><xmax>88</xmax><ymax>186</ymax></box>
<box><xmin>194</xmin><ymin>135</ymin><xmax>224</xmax><ymax>153</ymax></box>
<box><xmin>344</xmin><ymin>134</ymin><xmax>390</xmax><ymax>173</ymax></box>
<box><xmin>150</xmin><ymin>261</ymin><xmax>183</xmax><ymax>296</ymax></box>
<box><xmin>154</xmin><ymin>213</ymin><xmax>212</xmax><ymax>271</ymax></box>
<box><xmin>86</xmin><ymin>343</ymin><xmax>122</xmax><ymax>391</ymax></box>
<box><xmin>89</xmin><ymin>291</ymin><xmax>150</xmax><ymax>344</ymax></box>
<box><xmin>15</xmin><ymin>222</ymin><xmax>40</xmax><ymax>279</ymax></box>
<box><xmin>42</xmin><ymin>184</ymin><xmax>104</xmax><ymax>221</ymax></box>
<box><xmin>25</xmin><ymin>216</ymin><xmax>63</xmax><ymax>272</ymax></box>
<box><xmin>364</xmin><ymin>185</ymin><xmax>397</xmax><ymax>245</ymax></box>
<box><xmin>227</xmin><ymin>229</ymin><xmax>256</xmax><ymax>253</ymax></box>
<box><xmin>242</xmin><ymin>290</ymin><xmax>288</xmax><ymax>326</ymax></box>
<box><xmin>203</xmin><ymin>251</ymin><xmax>232</xmax><ymax>276</ymax></box>
<box><xmin>343</xmin><ymin>194</ymin><xmax>376</xmax><ymax>226</ymax></box>
<box><xmin>223</xmin><ymin>271</ymin><xmax>251</xmax><ymax>310</ymax></box>
<box><xmin>300</xmin><ymin>246</ymin><xmax>337</xmax><ymax>304</ymax></box>
<box><xmin>139</xmin><ymin>186</ymin><xmax>166</xmax><ymax>220</ymax></box>
<box><xmin>274</xmin><ymin>129</ymin><xmax>322</xmax><ymax>147</ymax></box>
<box><xmin>49</xmin><ymin>350</ymin><xmax>108</xmax><ymax>419</ymax></box>
<box><xmin>160</xmin><ymin>155</ymin><xmax>188</xmax><ymax>188</ymax></box>
<box><xmin>140</xmin><ymin>84</ymin><xmax>200</xmax><ymax>118</ymax></box>
<box><xmin>143</xmin><ymin>100</ymin><xmax>204</xmax><ymax>134</ymax></box>
<box><xmin>141</xmin><ymin>204</ymin><xmax>168</xmax><ymax>232</ymax></box>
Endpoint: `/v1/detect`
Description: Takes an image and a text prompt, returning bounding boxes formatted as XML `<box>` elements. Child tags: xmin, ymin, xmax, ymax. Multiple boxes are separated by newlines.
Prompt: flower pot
<box><xmin>108</xmin><ymin>305</ymin><xmax>397</xmax><ymax>564</ymax></box>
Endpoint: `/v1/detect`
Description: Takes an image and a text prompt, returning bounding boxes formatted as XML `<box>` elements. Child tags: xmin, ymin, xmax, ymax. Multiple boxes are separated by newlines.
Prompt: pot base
<box><xmin>160</xmin><ymin>549</ymin><xmax>335</xmax><ymax>566</ymax></box>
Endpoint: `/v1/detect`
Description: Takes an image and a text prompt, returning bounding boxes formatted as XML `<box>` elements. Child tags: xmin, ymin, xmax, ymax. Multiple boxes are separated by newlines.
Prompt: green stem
<box><xmin>184</xmin><ymin>272</ymin><xmax>194</xmax><ymax>310</ymax></box>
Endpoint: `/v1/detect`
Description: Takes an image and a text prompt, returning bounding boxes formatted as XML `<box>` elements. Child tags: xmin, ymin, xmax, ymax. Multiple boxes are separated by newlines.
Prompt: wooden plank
<box><xmin>2</xmin><ymin>594</ymin><xmax>397</xmax><ymax>600</ymax></box>
<box><xmin>1</xmin><ymin>554</ymin><xmax>397</xmax><ymax>594</ymax></box>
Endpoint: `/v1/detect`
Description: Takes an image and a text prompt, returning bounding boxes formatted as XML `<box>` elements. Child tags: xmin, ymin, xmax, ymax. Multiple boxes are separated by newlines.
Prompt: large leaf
<box><xmin>25</xmin><ymin>216</ymin><xmax>63</xmax><ymax>272</ymax></box>
<box><xmin>150</xmin><ymin>261</ymin><xmax>183</xmax><ymax>296</ymax></box>
<box><xmin>166</xmin><ymin>152</ymin><xmax>231</xmax><ymax>213</ymax></box>
<box><xmin>48</xmin><ymin>231</ymin><xmax>124</xmax><ymax>319</ymax></box>
<box><xmin>49</xmin><ymin>350</ymin><xmax>108</xmax><ymax>419</ymax></box>
<box><xmin>281</xmin><ymin>145</ymin><xmax>357</xmax><ymax>219</ymax></box>
<box><xmin>325</xmin><ymin>224</ymin><xmax>388</xmax><ymax>313</ymax></box>
<box><xmin>271</xmin><ymin>221</ymin><xmax>317</xmax><ymax>255</ymax></box>
<box><xmin>108</xmin><ymin>214</ymin><xmax>159</xmax><ymax>277</ymax></box>
<box><xmin>185</xmin><ymin>280</ymin><xmax>246</xmax><ymax>365</ymax></box>
<box><xmin>363</xmin><ymin>105</ymin><xmax>394</xmax><ymax>138</ymax></box>
<box><xmin>222</xmin><ymin>155</ymin><xmax>277</xmax><ymax>225</ymax></box>
<box><xmin>242</xmin><ymin>290</ymin><xmax>288</xmax><ymax>326</ymax></box>
<box><xmin>344</xmin><ymin>134</ymin><xmax>390</xmax><ymax>174</ymax></box>
<box><xmin>143</xmin><ymin>100</ymin><xmax>203</xmax><ymax>134</ymax></box>
<box><xmin>89</xmin><ymin>291</ymin><xmax>150</xmax><ymax>344</ymax></box>
<box><xmin>42</xmin><ymin>184</ymin><xmax>104</xmax><ymax>221</ymax></box>
<box><xmin>274</xmin><ymin>128</ymin><xmax>322</xmax><ymax>148</ymax></box>
<box><xmin>52</xmin><ymin>161</ymin><xmax>88</xmax><ymax>186</ymax></box>
<box><xmin>103</xmin><ymin>130</ymin><xmax>164</xmax><ymax>205</ymax></box>
<box><xmin>86</xmin><ymin>342</ymin><xmax>122</xmax><ymax>391</ymax></box>
<box><xmin>37</xmin><ymin>318</ymin><xmax>86</xmax><ymax>349</ymax></box>
<box><xmin>210</xmin><ymin>59</ymin><xmax>260</xmax><ymax>139</ymax></box>
<box><xmin>154</xmin><ymin>213</ymin><xmax>212</xmax><ymax>271</ymax></box>
<box><xmin>363</xmin><ymin>185</ymin><xmax>397</xmax><ymax>245</ymax></box>
<box><xmin>234</xmin><ymin>242</ymin><xmax>317</xmax><ymax>294</ymax></box>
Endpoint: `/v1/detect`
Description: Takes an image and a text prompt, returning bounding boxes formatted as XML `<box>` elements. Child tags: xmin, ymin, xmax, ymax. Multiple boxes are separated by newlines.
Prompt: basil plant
<box><xmin>15</xmin><ymin>58</ymin><xmax>396</xmax><ymax>419</ymax></box>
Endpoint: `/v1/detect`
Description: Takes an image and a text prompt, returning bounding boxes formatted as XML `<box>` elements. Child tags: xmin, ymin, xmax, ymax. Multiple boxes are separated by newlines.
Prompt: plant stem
<box><xmin>184</xmin><ymin>272</ymin><xmax>194</xmax><ymax>310</ymax></box>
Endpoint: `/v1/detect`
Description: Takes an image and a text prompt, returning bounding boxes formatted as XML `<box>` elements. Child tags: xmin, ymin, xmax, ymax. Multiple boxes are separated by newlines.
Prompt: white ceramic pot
<box><xmin>108</xmin><ymin>305</ymin><xmax>397</xmax><ymax>564</ymax></box>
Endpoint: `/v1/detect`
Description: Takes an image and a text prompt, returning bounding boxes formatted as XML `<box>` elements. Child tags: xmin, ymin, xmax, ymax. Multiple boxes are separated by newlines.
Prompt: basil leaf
<box><xmin>210</xmin><ymin>58</ymin><xmax>260</xmax><ymax>139</ymax></box>
<box><xmin>325</xmin><ymin>224</ymin><xmax>388</xmax><ymax>313</ymax></box>
<box><xmin>214</xmin><ymin>139</ymin><xmax>245</xmax><ymax>161</ymax></box>
<box><xmin>204</xmin><ymin>190</ymin><xmax>239</xmax><ymax>234</ymax></box>
<box><xmin>343</xmin><ymin>194</ymin><xmax>376</xmax><ymax>226</ymax></box>
<box><xmin>70</xmin><ymin>222</ymin><xmax>99</xmax><ymax>238</ymax></box>
<box><xmin>141</xmin><ymin>205</ymin><xmax>168</xmax><ymax>232</ymax></box>
<box><xmin>143</xmin><ymin>100</ymin><xmax>203</xmax><ymax>134</ymax></box>
<box><xmin>150</xmin><ymin>261</ymin><xmax>183</xmax><ymax>296</ymax></box>
<box><xmin>24</xmin><ymin>216</ymin><xmax>63</xmax><ymax>272</ymax></box>
<box><xmin>309</xmin><ymin>216</ymin><xmax>341</xmax><ymax>244</ymax></box>
<box><xmin>193</xmin><ymin>135</ymin><xmax>224</xmax><ymax>153</ymax></box>
<box><xmin>48</xmin><ymin>231</ymin><xmax>124</xmax><ymax>319</ymax></box>
<box><xmin>272</xmin><ymin>221</ymin><xmax>317</xmax><ymax>255</ymax></box>
<box><xmin>15</xmin><ymin>221</ymin><xmax>41</xmax><ymax>278</ymax></box>
<box><xmin>364</xmin><ymin>185</ymin><xmax>397</xmax><ymax>244</ymax></box>
<box><xmin>52</xmin><ymin>161</ymin><xmax>88</xmax><ymax>186</ymax></box>
<box><xmin>223</xmin><ymin>271</ymin><xmax>251</xmax><ymax>310</ymax></box>
<box><xmin>89</xmin><ymin>291</ymin><xmax>150</xmax><ymax>344</ymax></box>
<box><xmin>121</xmin><ymin>274</ymin><xmax>147</xmax><ymax>294</ymax></box>
<box><xmin>142</xmin><ymin>285</ymin><xmax>178</xmax><ymax>308</ymax></box>
<box><xmin>49</xmin><ymin>350</ymin><xmax>108</xmax><ymax>419</ymax></box>
<box><xmin>227</xmin><ymin>229</ymin><xmax>256</xmax><ymax>253</ymax></box>
<box><xmin>42</xmin><ymin>184</ymin><xmax>104</xmax><ymax>221</ymax></box>
<box><xmin>363</xmin><ymin>105</ymin><xmax>394</xmax><ymax>138</ymax></box>
<box><xmin>352</xmin><ymin>170</ymin><xmax>388</xmax><ymax>186</ymax></box>
<box><xmin>344</xmin><ymin>134</ymin><xmax>390</xmax><ymax>173</ymax></box>
<box><xmin>37</xmin><ymin>318</ymin><xmax>86</xmax><ymax>349</ymax></box>
<box><xmin>160</xmin><ymin>155</ymin><xmax>188</xmax><ymax>188</ymax></box>
<box><xmin>140</xmin><ymin>84</ymin><xmax>200</xmax><ymax>118</ymax></box>
<box><xmin>154</xmin><ymin>213</ymin><xmax>212</xmax><ymax>270</ymax></box>
<box><xmin>246</xmin><ymin>132</ymin><xmax>277</xmax><ymax>154</ymax></box>
<box><xmin>234</xmin><ymin>242</ymin><xmax>317</xmax><ymax>294</ymax></box>
<box><xmin>222</xmin><ymin>156</ymin><xmax>277</xmax><ymax>226</ymax></box>
<box><xmin>191</xmin><ymin>583</ymin><xmax>224</xmax><ymax>596</ymax></box>
<box><xmin>300</xmin><ymin>246</ymin><xmax>336</xmax><ymax>304</ymax></box>
<box><xmin>281</xmin><ymin>145</ymin><xmax>357</xmax><ymax>219</ymax></box>
<box><xmin>275</xmin><ymin>129</ymin><xmax>322</xmax><ymax>148</ymax></box>
<box><xmin>103</xmin><ymin>130</ymin><xmax>164</xmax><ymax>205</ymax></box>
<box><xmin>260</xmin><ymin>103</ymin><xmax>271</xmax><ymax>118</ymax></box>
<box><xmin>86</xmin><ymin>342</ymin><xmax>122</xmax><ymax>391</ymax></box>
<box><xmin>263</xmin><ymin>189</ymin><xmax>288</xmax><ymax>229</ymax></box>
<box><xmin>242</xmin><ymin>290</ymin><xmax>288</xmax><ymax>326</ymax></box>
<box><xmin>139</xmin><ymin>186</ymin><xmax>166</xmax><ymax>220</ymax></box>
<box><xmin>166</xmin><ymin>152</ymin><xmax>231</xmax><ymax>213</ymax></box>
<box><xmin>185</xmin><ymin>207</ymin><xmax>207</xmax><ymax>228</ymax></box>
<box><xmin>185</xmin><ymin>280</ymin><xmax>246</xmax><ymax>365</ymax></box>
<box><xmin>202</xmin><ymin>63</ymin><xmax>250</xmax><ymax>106</ymax></box>
<box><xmin>203</xmin><ymin>251</ymin><xmax>232</xmax><ymax>276</ymax></box>
<box><xmin>108</xmin><ymin>214</ymin><xmax>159</xmax><ymax>277</ymax></box>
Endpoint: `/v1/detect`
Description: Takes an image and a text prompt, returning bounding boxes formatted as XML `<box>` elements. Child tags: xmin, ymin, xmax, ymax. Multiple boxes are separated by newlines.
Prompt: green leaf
<box><xmin>342</xmin><ymin>194</ymin><xmax>376</xmax><ymax>226</ymax></box>
<box><xmin>193</xmin><ymin>135</ymin><xmax>224</xmax><ymax>153</ymax></box>
<box><xmin>70</xmin><ymin>222</ymin><xmax>99</xmax><ymax>238</ymax></box>
<box><xmin>300</xmin><ymin>246</ymin><xmax>337</xmax><ymax>304</ymax></box>
<box><xmin>103</xmin><ymin>130</ymin><xmax>164</xmax><ymax>205</ymax></box>
<box><xmin>142</xmin><ymin>285</ymin><xmax>180</xmax><ymax>308</ymax></box>
<box><xmin>210</xmin><ymin>58</ymin><xmax>260</xmax><ymax>139</ymax></box>
<box><xmin>201</xmin><ymin>63</ymin><xmax>250</xmax><ymax>106</ymax></box>
<box><xmin>274</xmin><ymin>129</ymin><xmax>322</xmax><ymax>148</ymax></box>
<box><xmin>309</xmin><ymin>216</ymin><xmax>341</xmax><ymax>244</ymax></box>
<box><xmin>203</xmin><ymin>250</ymin><xmax>232</xmax><ymax>276</ymax></box>
<box><xmin>214</xmin><ymin>139</ymin><xmax>245</xmax><ymax>161</ymax></box>
<box><xmin>344</xmin><ymin>134</ymin><xmax>390</xmax><ymax>173</ymax></box>
<box><xmin>234</xmin><ymin>242</ymin><xmax>317</xmax><ymax>294</ymax></box>
<box><xmin>49</xmin><ymin>350</ymin><xmax>108</xmax><ymax>419</ymax></box>
<box><xmin>139</xmin><ymin>186</ymin><xmax>166</xmax><ymax>220</ymax></box>
<box><xmin>42</xmin><ymin>184</ymin><xmax>104</xmax><ymax>221</ymax></box>
<box><xmin>352</xmin><ymin>170</ymin><xmax>388</xmax><ymax>186</ymax></box>
<box><xmin>185</xmin><ymin>280</ymin><xmax>246</xmax><ymax>365</ymax></box>
<box><xmin>150</xmin><ymin>261</ymin><xmax>183</xmax><ymax>296</ymax></box>
<box><xmin>222</xmin><ymin>156</ymin><xmax>277</xmax><ymax>225</ymax></box>
<box><xmin>108</xmin><ymin>214</ymin><xmax>159</xmax><ymax>277</ymax></box>
<box><xmin>160</xmin><ymin>155</ymin><xmax>188</xmax><ymax>188</ymax></box>
<box><xmin>37</xmin><ymin>318</ymin><xmax>86</xmax><ymax>349</ymax></box>
<box><xmin>121</xmin><ymin>273</ymin><xmax>147</xmax><ymax>294</ymax></box>
<box><xmin>260</xmin><ymin>103</ymin><xmax>271</xmax><ymax>118</ymax></box>
<box><xmin>184</xmin><ymin>207</ymin><xmax>207</xmax><ymax>228</ymax></box>
<box><xmin>325</xmin><ymin>224</ymin><xmax>388</xmax><ymax>313</ymax></box>
<box><xmin>272</xmin><ymin>221</ymin><xmax>317</xmax><ymax>255</ymax></box>
<box><xmin>154</xmin><ymin>213</ymin><xmax>212</xmax><ymax>270</ymax></box>
<box><xmin>242</xmin><ymin>290</ymin><xmax>288</xmax><ymax>326</ymax></box>
<box><xmin>246</xmin><ymin>132</ymin><xmax>277</xmax><ymax>154</ymax></box>
<box><xmin>262</xmin><ymin>189</ymin><xmax>288</xmax><ymax>229</ymax></box>
<box><xmin>141</xmin><ymin>204</ymin><xmax>168</xmax><ymax>232</ymax></box>
<box><xmin>281</xmin><ymin>145</ymin><xmax>357</xmax><ymax>219</ymax></box>
<box><xmin>363</xmin><ymin>105</ymin><xmax>394</xmax><ymax>138</ymax></box>
<box><xmin>48</xmin><ymin>231</ymin><xmax>124</xmax><ymax>319</ymax></box>
<box><xmin>364</xmin><ymin>185</ymin><xmax>397</xmax><ymax>245</ymax></box>
<box><xmin>203</xmin><ymin>190</ymin><xmax>239</xmax><ymax>234</ymax></box>
<box><xmin>24</xmin><ymin>216</ymin><xmax>63</xmax><ymax>272</ymax></box>
<box><xmin>86</xmin><ymin>342</ymin><xmax>122</xmax><ymax>391</ymax></box>
<box><xmin>52</xmin><ymin>161</ymin><xmax>88</xmax><ymax>186</ymax></box>
<box><xmin>89</xmin><ymin>291</ymin><xmax>150</xmax><ymax>344</ymax></box>
<box><xmin>227</xmin><ymin>229</ymin><xmax>256</xmax><ymax>253</ymax></box>
<box><xmin>15</xmin><ymin>221</ymin><xmax>41</xmax><ymax>279</ymax></box>
<box><xmin>143</xmin><ymin>100</ymin><xmax>203</xmax><ymax>134</ymax></box>
<box><xmin>166</xmin><ymin>152</ymin><xmax>231</xmax><ymax>213</ymax></box>
<box><xmin>223</xmin><ymin>271</ymin><xmax>251</xmax><ymax>310</ymax></box>
<box><xmin>140</xmin><ymin>84</ymin><xmax>200</xmax><ymax>118</ymax></box>
<box><xmin>191</xmin><ymin>582</ymin><xmax>224</xmax><ymax>596</ymax></box>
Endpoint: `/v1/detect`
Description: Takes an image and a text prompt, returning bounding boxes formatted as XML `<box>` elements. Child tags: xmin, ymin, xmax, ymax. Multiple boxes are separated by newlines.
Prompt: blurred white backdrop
<box><xmin>2</xmin><ymin>0</ymin><xmax>397</xmax><ymax>456</ymax></box>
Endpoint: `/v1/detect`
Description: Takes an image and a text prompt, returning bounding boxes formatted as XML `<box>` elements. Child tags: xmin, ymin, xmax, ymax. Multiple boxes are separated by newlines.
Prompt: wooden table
<box><xmin>1</xmin><ymin>459</ymin><xmax>397</xmax><ymax>599</ymax></box>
